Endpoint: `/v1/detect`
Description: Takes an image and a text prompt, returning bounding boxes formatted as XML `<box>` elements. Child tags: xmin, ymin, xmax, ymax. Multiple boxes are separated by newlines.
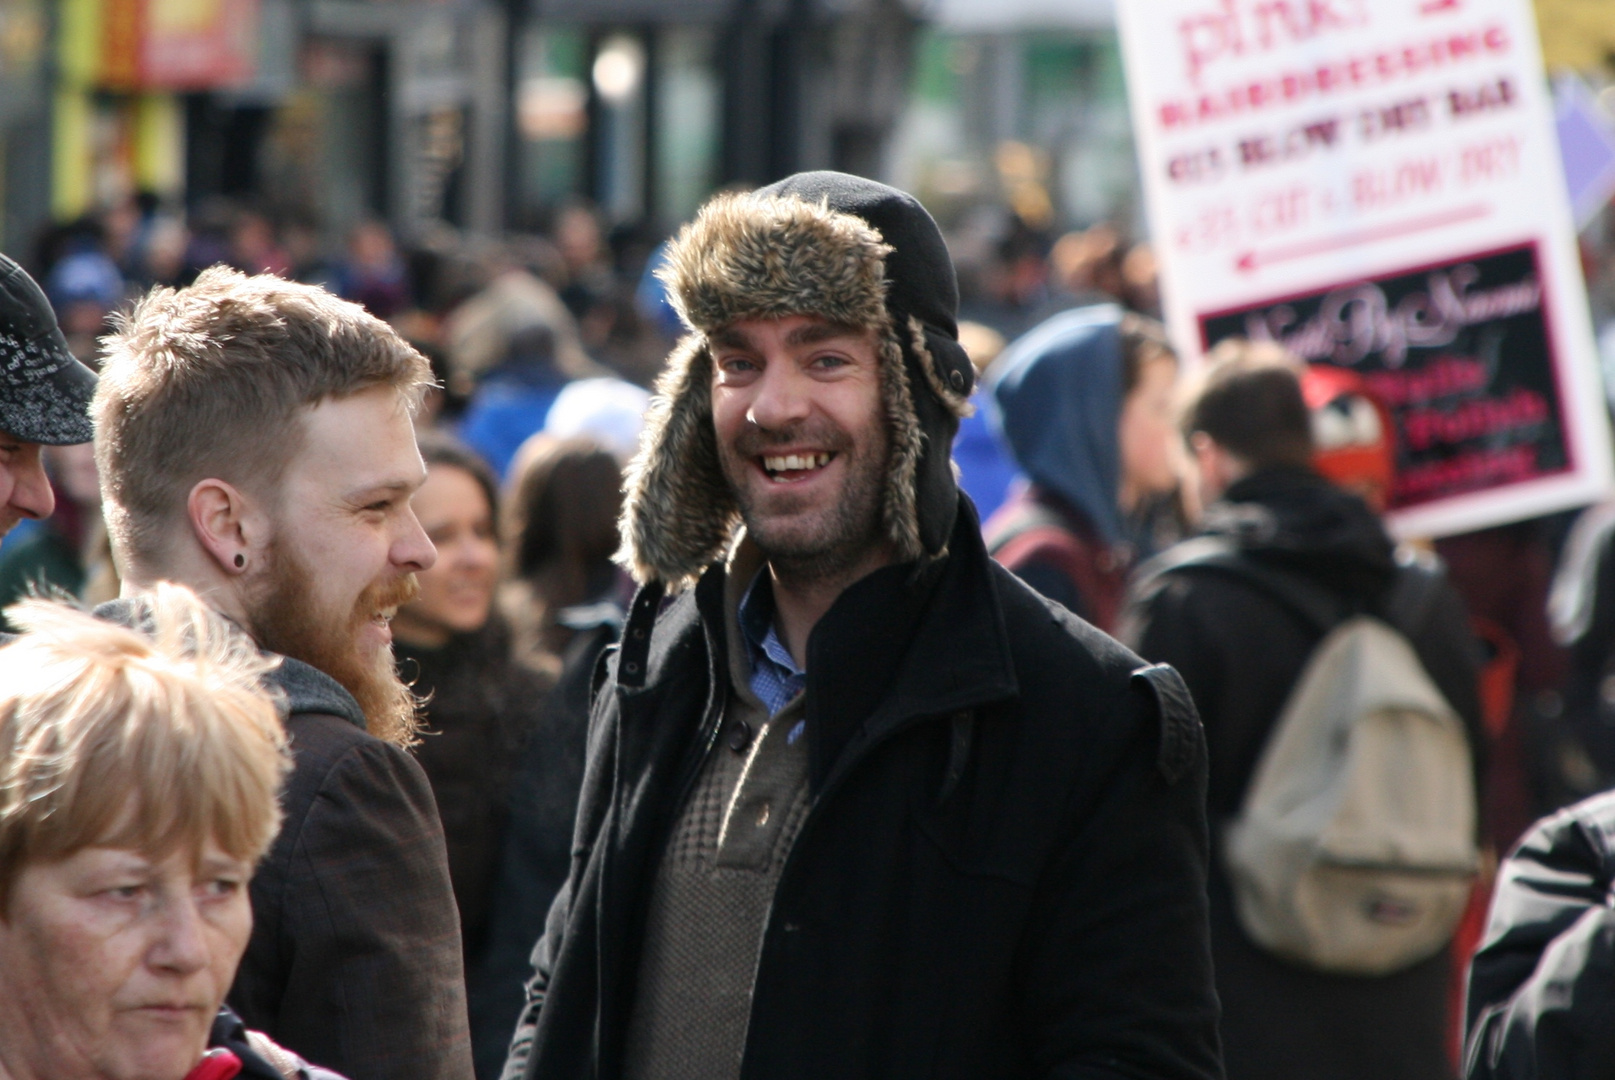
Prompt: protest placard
<box><xmin>1118</xmin><ymin>0</ymin><xmax>1615</xmax><ymax>538</ymax></box>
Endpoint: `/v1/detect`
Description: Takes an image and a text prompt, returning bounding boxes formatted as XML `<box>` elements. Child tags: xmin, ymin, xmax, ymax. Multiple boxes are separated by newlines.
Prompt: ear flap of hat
<box><xmin>617</xmin><ymin>334</ymin><xmax>739</xmax><ymax>590</ymax></box>
<box><xmin>901</xmin><ymin>317</ymin><xmax>973</xmax><ymax>557</ymax></box>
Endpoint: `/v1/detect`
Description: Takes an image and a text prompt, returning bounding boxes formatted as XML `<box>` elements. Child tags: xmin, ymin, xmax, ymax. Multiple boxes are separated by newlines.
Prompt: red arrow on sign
<box><xmin>1234</xmin><ymin>204</ymin><xmax>1491</xmax><ymax>274</ymax></box>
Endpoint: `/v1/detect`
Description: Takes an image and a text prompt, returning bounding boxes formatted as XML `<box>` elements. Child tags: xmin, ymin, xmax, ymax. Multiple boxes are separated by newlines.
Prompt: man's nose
<box><xmin>747</xmin><ymin>363</ymin><xmax>812</xmax><ymax>431</ymax></box>
<box><xmin>7</xmin><ymin>444</ymin><xmax>54</xmax><ymax>522</ymax></box>
<box><xmin>394</xmin><ymin>505</ymin><xmax>438</xmax><ymax>572</ymax></box>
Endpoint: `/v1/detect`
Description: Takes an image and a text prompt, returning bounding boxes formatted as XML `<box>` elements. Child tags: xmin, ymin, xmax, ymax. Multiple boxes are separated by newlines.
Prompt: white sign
<box><xmin>1119</xmin><ymin>0</ymin><xmax>1615</xmax><ymax>538</ymax></box>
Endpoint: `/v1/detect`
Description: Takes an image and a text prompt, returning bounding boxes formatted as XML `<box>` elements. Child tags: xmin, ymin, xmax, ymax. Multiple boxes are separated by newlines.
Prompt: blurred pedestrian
<box><xmin>335</xmin><ymin>220</ymin><xmax>411</xmax><ymax>319</ymax></box>
<box><xmin>553</xmin><ymin>202</ymin><xmax>614</xmax><ymax>327</ymax></box>
<box><xmin>1462</xmin><ymin>789</ymin><xmax>1615</xmax><ymax>1080</ymax></box>
<box><xmin>474</xmin><ymin>435</ymin><xmax>628</xmax><ymax>1078</ymax></box>
<box><xmin>385</xmin><ymin>433</ymin><xmax>550</xmax><ymax>1079</ymax></box>
<box><xmin>1124</xmin><ymin>343</ymin><xmax>1484</xmax><ymax>1080</ymax></box>
<box><xmin>0</xmin><ymin>252</ymin><xmax>99</xmax><ymax>540</ymax></box>
<box><xmin>447</xmin><ymin>269</ymin><xmax>602</xmax><ymax>478</ymax></box>
<box><xmin>93</xmin><ymin>268</ymin><xmax>473</xmax><ymax>1080</ymax></box>
<box><xmin>984</xmin><ymin>304</ymin><xmax>1183</xmax><ymax>632</ymax></box>
<box><xmin>503</xmin><ymin>173</ymin><xmax>1220</xmax><ymax>1080</ymax></box>
<box><xmin>0</xmin><ymin>583</ymin><xmax>341</xmax><ymax>1080</ymax></box>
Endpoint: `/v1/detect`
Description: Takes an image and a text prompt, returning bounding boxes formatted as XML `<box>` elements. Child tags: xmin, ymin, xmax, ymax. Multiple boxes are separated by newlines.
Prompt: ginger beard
<box><xmin>247</xmin><ymin>541</ymin><xmax>421</xmax><ymax>746</ymax></box>
<box><xmin>717</xmin><ymin>414</ymin><xmax>891</xmax><ymax>584</ymax></box>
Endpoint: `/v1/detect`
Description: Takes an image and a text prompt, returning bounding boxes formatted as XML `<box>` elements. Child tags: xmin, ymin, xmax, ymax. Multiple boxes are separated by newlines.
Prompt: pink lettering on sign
<box><xmin>1179</xmin><ymin>0</ymin><xmax>1372</xmax><ymax>85</ymax></box>
<box><xmin>1243</xmin><ymin>262</ymin><xmax>1540</xmax><ymax>366</ymax></box>
<box><xmin>1157</xmin><ymin>23</ymin><xmax>1512</xmax><ymax>131</ymax></box>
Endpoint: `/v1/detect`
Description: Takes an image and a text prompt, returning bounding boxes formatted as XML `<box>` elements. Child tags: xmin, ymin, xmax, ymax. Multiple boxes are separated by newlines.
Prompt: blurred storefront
<box><xmin>43</xmin><ymin>0</ymin><xmax>507</xmax><ymax>250</ymax></box>
<box><xmin>886</xmin><ymin>0</ymin><xmax>1135</xmax><ymax>234</ymax></box>
<box><xmin>0</xmin><ymin>0</ymin><xmax>50</xmax><ymax>252</ymax></box>
<box><xmin>511</xmin><ymin>0</ymin><xmax>922</xmax><ymax>233</ymax></box>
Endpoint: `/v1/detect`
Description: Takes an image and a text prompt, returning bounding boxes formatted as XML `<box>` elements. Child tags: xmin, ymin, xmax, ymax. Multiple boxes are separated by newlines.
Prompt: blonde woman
<box><xmin>0</xmin><ymin>585</ymin><xmax>343</xmax><ymax>1080</ymax></box>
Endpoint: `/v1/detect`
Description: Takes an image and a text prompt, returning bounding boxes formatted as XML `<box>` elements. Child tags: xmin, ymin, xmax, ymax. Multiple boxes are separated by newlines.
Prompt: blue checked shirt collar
<box><xmin>738</xmin><ymin>569</ymin><xmax>807</xmax><ymax>716</ymax></box>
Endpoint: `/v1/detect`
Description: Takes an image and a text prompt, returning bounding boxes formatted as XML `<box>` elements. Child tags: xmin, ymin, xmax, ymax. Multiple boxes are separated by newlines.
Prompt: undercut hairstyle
<box><xmin>95</xmin><ymin>267</ymin><xmax>435</xmax><ymax>575</ymax></box>
<box><xmin>0</xmin><ymin>583</ymin><xmax>291</xmax><ymax>911</ymax></box>
<box><xmin>1183</xmin><ymin>338</ymin><xmax>1314</xmax><ymax>471</ymax></box>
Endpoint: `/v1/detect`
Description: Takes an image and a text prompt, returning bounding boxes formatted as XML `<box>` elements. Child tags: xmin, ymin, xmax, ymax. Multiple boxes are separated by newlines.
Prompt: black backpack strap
<box><xmin>1382</xmin><ymin>546</ymin><xmax>1447</xmax><ymax>640</ymax></box>
<box><xmin>1146</xmin><ymin>537</ymin><xmax>1446</xmax><ymax>644</ymax></box>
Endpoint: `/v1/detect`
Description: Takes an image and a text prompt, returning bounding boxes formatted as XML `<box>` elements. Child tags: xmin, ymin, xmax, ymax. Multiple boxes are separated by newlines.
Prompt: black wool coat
<box><xmin>503</xmin><ymin>503</ymin><xmax>1222</xmax><ymax>1080</ymax></box>
<box><xmin>1464</xmin><ymin>789</ymin><xmax>1615</xmax><ymax>1080</ymax></box>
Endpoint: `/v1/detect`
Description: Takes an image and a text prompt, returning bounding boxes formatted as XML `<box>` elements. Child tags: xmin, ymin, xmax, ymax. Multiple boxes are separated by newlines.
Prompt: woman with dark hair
<box><xmin>500</xmin><ymin>435</ymin><xmax>628</xmax><ymax>665</ymax></box>
<box><xmin>471</xmin><ymin>435</ymin><xmax>631</xmax><ymax>1079</ymax></box>
<box><xmin>388</xmin><ymin>432</ymin><xmax>550</xmax><ymax>1077</ymax></box>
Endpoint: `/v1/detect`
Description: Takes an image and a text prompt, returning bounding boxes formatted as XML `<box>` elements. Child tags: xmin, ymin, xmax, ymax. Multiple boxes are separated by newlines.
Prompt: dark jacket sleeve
<box><xmin>1025</xmin><ymin>669</ymin><xmax>1223</xmax><ymax>1080</ymax></box>
<box><xmin>251</xmin><ymin>730</ymin><xmax>474</xmax><ymax>1080</ymax></box>
<box><xmin>1463</xmin><ymin>792</ymin><xmax>1615</xmax><ymax>1080</ymax></box>
<box><xmin>500</xmin><ymin>866</ymin><xmax>574</xmax><ymax>1079</ymax></box>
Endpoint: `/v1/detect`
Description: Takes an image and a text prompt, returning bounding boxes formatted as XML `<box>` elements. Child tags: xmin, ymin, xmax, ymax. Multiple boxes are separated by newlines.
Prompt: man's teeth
<box><xmin>763</xmin><ymin>452</ymin><xmax>831</xmax><ymax>472</ymax></box>
<box><xmin>376</xmin><ymin>607</ymin><xmax>397</xmax><ymax>622</ymax></box>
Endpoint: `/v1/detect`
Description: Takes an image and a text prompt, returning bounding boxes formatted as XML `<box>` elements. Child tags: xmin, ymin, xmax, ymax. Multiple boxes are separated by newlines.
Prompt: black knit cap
<box><xmin>756</xmin><ymin>171</ymin><xmax>976</xmax><ymax>556</ymax></box>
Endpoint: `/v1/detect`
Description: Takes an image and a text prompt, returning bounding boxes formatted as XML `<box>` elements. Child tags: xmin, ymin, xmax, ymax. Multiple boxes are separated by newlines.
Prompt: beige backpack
<box><xmin>1136</xmin><ymin>541</ymin><xmax>1480</xmax><ymax>975</ymax></box>
<box><xmin>1226</xmin><ymin>610</ymin><xmax>1479</xmax><ymax>974</ymax></box>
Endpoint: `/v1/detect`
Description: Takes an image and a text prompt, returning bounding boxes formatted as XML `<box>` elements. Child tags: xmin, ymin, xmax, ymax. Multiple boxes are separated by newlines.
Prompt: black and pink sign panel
<box><xmin>1198</xmin><ymin>243</ymin><xmax>1572</xmax><ymax>510</ymax></box>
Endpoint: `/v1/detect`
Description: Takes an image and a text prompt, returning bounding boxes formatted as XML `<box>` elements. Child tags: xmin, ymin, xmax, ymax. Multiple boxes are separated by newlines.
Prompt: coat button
<box><xmin>727</xmin><ymin>719</ymin><xmax>752</xmax><ymax>752</ymax></box>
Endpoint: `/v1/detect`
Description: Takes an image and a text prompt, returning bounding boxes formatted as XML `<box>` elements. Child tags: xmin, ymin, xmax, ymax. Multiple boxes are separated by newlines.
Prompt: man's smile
<box><xmin>760</xmin><ymin>451</ymin><xmax>836</xmax><ymax>482</ymax></box>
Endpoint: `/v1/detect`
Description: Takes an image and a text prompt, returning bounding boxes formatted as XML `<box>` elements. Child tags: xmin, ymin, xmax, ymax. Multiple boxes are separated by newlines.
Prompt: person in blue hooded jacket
<box><xmin>983</xmin><ymin>304</ymin><xmax>1184</xmax><ymax>632</ymax></box>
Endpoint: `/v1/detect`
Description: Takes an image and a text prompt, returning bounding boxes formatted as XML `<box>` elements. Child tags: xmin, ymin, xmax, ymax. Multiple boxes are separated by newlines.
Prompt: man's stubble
<box><xmin>718</xmin><ymin>416</ymin><xmax>891</xmax><ymax>587</ymax></box>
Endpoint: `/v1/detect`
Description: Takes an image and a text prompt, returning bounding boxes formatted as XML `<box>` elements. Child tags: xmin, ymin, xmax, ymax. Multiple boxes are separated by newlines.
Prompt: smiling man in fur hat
<box><xmin>502</xmin><ymin>173</ymin><xmax>1222</xmax><ymax>1080</ymax></box>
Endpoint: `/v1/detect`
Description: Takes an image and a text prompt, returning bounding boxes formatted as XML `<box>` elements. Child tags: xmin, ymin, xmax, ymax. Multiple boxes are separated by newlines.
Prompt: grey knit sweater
<box><xmin>620</xmin><ymin>548</ymin><xmax>812</xmax><ymax>1080</ymax></box>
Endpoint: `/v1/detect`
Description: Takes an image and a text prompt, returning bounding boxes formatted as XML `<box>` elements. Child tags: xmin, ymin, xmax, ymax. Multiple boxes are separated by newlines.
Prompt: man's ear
<box><xmin>187</xmin><ymin>479</ymin><xmax>268</xmax><ymax>575</ymax></box>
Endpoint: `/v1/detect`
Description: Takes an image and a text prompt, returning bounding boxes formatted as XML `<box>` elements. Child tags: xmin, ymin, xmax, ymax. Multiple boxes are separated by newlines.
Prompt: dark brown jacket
<box><xmin>228</xmin><ymin>655</ymin><xmax>475</xmax><ymax>1080</ymax></box>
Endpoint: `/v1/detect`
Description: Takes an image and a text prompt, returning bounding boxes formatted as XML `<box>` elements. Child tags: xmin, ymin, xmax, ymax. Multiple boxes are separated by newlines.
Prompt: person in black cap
<box><xmin>501</xmin><ymin>173</ymin><xmax>1221</xmax><ymax>1080</ymax></box>
<box><xmin>0</xmin><ymin>253</ymin><xmax>98</xmax><ymax>537</ymax></box>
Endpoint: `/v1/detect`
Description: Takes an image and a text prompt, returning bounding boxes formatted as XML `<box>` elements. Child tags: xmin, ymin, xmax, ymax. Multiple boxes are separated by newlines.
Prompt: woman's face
<box><xmin>1117</xmin><ymin>356</ymin><xmax>1184</xmax><ymax>510</ymax></box>
<box><xmin>391</xmin><ymin>464</ymin><xmax>499</xmax><ymax>648</ymax></box>
<box><xmin>0</xmin><ymin>841</ymin><xmax>253</xmax><ymax>1080</ymax></box>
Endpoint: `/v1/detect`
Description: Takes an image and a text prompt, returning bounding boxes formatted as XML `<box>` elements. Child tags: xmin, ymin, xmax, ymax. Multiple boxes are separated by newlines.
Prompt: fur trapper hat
<box><xmin>618</xmin><ymin>172</ymin><xmax>976</xmax><ymax>590</ymax></box>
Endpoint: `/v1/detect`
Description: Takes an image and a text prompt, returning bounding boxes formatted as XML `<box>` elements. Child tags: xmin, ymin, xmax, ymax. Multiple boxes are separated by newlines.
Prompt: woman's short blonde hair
<box><xmin>0</xmin><ymin>584</ymin><xmax>291</xmax><ymax>909</ymax></box>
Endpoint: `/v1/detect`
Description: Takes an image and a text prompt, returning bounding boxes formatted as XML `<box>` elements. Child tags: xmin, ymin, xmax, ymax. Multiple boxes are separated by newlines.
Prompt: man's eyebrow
<box><xmin>709</xmin><ymin>326</ymin><xmax>755</xmax><ymax>350</ymax></box>
<box><xmin>344</xmin><ymin>477</ymin><xmax>420</xmax><ymax>503</ymax></box>
<box><xmin>784</xmin><ymin>321</ymin><xmax>862</xmax><ymax>347</ymax></box>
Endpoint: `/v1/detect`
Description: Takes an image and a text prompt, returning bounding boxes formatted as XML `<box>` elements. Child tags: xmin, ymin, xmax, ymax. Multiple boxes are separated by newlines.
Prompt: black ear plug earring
<box><xmin>234</xmin><ymin>553</ymin><xmax>246</xmax><ymax>569</ymax></box>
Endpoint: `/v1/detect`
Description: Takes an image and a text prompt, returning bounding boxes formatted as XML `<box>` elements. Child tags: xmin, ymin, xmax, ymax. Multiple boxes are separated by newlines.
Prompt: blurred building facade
<box><xmin>4</xmin><ymin>0</ymin><xmax>928</xmax><ymax>258</ymax></box>
<box><xmin>886</xmin><ymin>0</ymin><xmax>1135</xmax><ymax>236</ymax></box>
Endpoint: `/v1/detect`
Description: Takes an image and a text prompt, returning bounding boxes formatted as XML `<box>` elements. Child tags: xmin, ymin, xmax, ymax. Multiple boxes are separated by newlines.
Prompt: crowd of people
<box><xmin>0</xmin><ymin>169</ymin><xmax>1613</xmax><ymax>1080</ymax></box>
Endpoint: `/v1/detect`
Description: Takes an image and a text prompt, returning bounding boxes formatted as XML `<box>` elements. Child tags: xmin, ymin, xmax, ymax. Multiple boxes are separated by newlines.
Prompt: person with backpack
<box><xmin>1124</xmin><ymin>340</ymin><xmax>1485</xmax><ymax>1080</ymax></box>
<box><xmin>983</xmin><ymin>304</ymin><xmax>1186</xmax><ymax>632</ymax></box>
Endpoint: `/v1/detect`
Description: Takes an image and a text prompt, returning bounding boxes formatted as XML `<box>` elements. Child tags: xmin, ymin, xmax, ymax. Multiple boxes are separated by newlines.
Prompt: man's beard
<box><xmin>247</xmin><ymin>545</ymin><xmax>422</xmax><ymax>747</ymax></box>
<box><xmin>720</xmin><ymin>418</ymin><xmax>891</xmax><ymax>586</ymax></box>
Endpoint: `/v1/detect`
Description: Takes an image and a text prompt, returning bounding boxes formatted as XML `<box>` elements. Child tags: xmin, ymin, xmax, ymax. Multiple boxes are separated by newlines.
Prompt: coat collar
<box><xmin>691</xmin><ymin>495</ymin><xmax>1018</xmax><ymax>790</ymax></box>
